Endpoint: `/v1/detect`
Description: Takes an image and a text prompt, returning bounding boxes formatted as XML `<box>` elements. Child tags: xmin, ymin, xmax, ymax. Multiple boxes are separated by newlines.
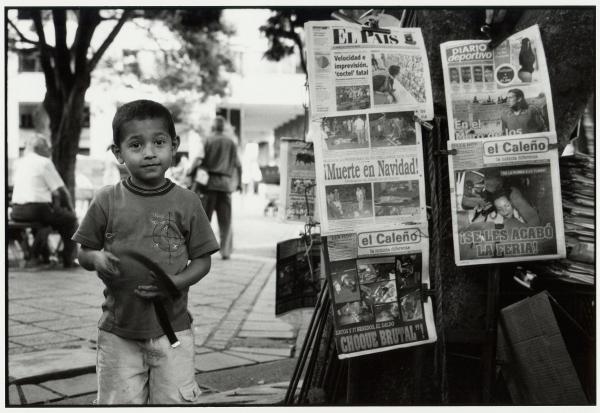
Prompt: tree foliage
<box><xmin>259</xmin><ymin>8</ymin><xmax>339</xmax><ymax>76</ymax></box>
<box><xmin>7</xmin><ymin>8</ymin><xmax>233</xmax><ymax>197</ymax></box>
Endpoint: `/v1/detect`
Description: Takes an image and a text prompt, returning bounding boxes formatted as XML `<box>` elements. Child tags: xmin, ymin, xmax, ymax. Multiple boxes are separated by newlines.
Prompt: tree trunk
<box><xmin>45</xmin><ymin>76</ymin><xmax>90</xmax><ymax>201</ymax></box>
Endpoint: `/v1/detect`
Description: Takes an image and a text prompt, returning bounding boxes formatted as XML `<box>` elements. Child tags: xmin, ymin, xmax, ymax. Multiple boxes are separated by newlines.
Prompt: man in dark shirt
<box><xmin>194</xmin><ymin>116</ymin><xmax>242</xmax><ymax>259</ymax></box>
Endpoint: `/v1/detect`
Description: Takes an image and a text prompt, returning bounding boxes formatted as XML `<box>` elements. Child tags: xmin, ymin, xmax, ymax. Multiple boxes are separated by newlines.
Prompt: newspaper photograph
<box><xmin>324</xmin><ymin>233</ymin><xmax>436</xmax><ymax>359</ymax></box>
<box><xmin>305</xmin><ymin>21</ymin><xmax>434</xmax><ymax>121</ymax></box>
<box><xmin>448</xmin><ymin>134</ymin><xmax>566</xmax><ymax>266</ymax></box>
<box><xmin>309</xmin><ymin>115</ymin><xmax>426</xmax><ymax>235</ymax></box>
<box><xmin>279</xmin><ymin>139</ymin><xmax>316</xmax><ymax>221</ymax></box>
<box><xmin>441</xmin><ymin>25</ymin><xmax>555</xmax><ymax>140</ymax></box>
<box><xmin>276</xmin><ymin>236</ymin><xmax>322</xmax><ymax>315</ymax></box>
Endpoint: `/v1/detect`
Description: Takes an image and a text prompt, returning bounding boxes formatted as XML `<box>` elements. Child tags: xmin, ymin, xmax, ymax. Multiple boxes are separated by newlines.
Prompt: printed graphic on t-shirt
<box><xmin>151</xmin><ymin>212</ymin><xmax>185</xmax><ymax>262</ymax></box>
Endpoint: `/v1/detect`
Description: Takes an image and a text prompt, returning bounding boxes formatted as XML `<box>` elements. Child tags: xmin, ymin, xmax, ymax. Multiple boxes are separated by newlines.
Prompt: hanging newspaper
<box><xmin>305</xmin><ymin>21</ymin><xmax>434</xmax><ymax>121</ymax></box>
<box><xmin>324</xmin><ymin>230</ymin><xmax>437</xmax><ymax>359</ymax></box>
<box><xmin>448</xmin><ymin>133</ymin><xmax>566</xmax><ymax>266</ymax></box>
<box><xmin>441</xmin><ymin>25</ymin><xmax>555</xmax><ymax>140</ymax></box>
<box><xmin>276</xmin><ymin>235</ymin><xmax>322</xmax><ymax>315</ymax></box>
<box><xmin>279</xmin><ymin>139</ymin><xmax>316</xmax><ymax>221</ymax></box>
<box><xmin>309</xmin><ymin>116</ymin><xmax>427</xmax><ymax>235</ymax></box>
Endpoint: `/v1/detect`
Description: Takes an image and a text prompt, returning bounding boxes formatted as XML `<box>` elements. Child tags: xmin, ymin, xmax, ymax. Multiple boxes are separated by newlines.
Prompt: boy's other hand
<box><xmin>94</xmin><ymin>251</ymin><xmax>121</xmax><ymax>282</ymax></box>
<box><xmin>134</xmin><ymin>284</ymin><xmax>167</xmax><ymax>300</ymax></box>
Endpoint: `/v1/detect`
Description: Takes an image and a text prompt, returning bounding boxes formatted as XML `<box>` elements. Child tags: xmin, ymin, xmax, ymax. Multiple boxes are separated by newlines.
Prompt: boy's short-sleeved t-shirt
<box><xmin>73</xmin><ymin>178</ymin><xmax>219</xmax><ymax>340</ymax></box>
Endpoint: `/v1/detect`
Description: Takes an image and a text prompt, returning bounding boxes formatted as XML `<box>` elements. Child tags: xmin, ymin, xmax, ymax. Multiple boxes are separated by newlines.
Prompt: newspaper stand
<box><xmin>286</xmin><ymin>12</ymin><xmax>507</xmax><ymax>405</ymax></box>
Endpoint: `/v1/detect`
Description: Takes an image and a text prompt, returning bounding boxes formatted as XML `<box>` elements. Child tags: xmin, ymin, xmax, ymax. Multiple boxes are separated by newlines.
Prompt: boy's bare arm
<box><xmin>169</xmin><ymin>255</ymin><xmax>212</xmax><ymax>290</ymax></box>
<box><xmin>78</xmin><ymin>246</ymin><xmax>121</xmax><ymax>282</ymax></box>
<box><xmin>134</xmin><ymin>255</ymin><xmax>211</xmax><ymax>300</ymax></box>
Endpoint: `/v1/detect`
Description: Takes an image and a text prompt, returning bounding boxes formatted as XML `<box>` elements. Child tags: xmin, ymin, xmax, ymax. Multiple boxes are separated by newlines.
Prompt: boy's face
<box><xmin>111</xmin><ymin>117</ymin><xmax>179</xmax><ymax>188</ymax></box>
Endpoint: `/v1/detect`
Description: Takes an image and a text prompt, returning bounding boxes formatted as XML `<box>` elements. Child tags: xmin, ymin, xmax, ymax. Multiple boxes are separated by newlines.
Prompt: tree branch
<box><xmin>87</xmin><ymin>10</ymin><xmax>132</xmax><ymax>72</ymax></box>
<box><xmin>52</xmin><ymin>9</ymin><xmax>73</xmax><ymax>93</ymax></box>
<box><xmin>129</xmin><ymin>19</ymin><xmax>171</xmax><ymax>54</ymax></box>
<box><xmin>73</xmin><ymin>10</ymin><xmax>101</xmax><ymax>76</ymax></box>
<box><xmin>7</xmin><ymin>18</ymin><xmax>44</xmax><ymax>47</ymax></box>
<box><xmin>32</xmin><ymin>10</ymin><xmax>57</xmax><ymax>96</ymax></box>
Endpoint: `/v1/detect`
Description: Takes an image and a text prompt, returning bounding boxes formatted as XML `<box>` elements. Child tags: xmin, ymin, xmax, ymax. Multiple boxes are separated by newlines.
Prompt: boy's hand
<box><xmin>94</xmin><ymin>251</ymin><xmax>121</xmax><ymax>282</ymax></box>
<box><xmin>134</xmin><ymin>284</ymin><xmax>167</xmax><ymax>300</ymax></box>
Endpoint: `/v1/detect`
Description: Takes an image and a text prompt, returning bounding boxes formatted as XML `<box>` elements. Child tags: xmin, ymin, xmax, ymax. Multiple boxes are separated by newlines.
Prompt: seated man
<box><xmin>10</xmin><ymin>135</ymin><xmax>79</xmax><ymax>268</ymax></box>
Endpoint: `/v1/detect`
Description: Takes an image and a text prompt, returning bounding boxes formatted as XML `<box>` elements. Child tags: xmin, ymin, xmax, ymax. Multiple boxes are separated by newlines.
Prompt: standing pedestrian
<box><xmin>73</xmin><ymin>99</ymin><xmax>219</xmax><ymax>404</ymax></box>
<box><xmin>192</xmin><ymin>116</ymin><xmax>242</xmax><ymax>260</ymax></box>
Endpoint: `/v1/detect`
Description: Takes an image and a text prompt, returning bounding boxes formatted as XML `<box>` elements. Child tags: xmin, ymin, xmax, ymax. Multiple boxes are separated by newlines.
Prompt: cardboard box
<box><xmin>497</xmin><ymin>291</ymin><xmax>589</xmax><ymax>404</ymax></box>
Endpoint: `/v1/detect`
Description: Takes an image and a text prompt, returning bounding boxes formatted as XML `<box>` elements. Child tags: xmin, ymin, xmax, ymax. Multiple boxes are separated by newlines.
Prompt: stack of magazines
<box><xmin>530</xmin><ymin>151</ymin><xmax>595</xmax><ymax>285</ymax></box>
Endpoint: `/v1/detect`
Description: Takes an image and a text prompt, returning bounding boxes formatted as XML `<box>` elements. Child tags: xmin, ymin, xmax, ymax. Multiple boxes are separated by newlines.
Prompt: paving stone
<box><xmin>229</xmin><ymin>346</ymin><xmax>294</xmax><ymax>358</ymax></box>
<box><xmin>194</xmin><ymin>346</ymin><xmax>214</xmax><ymax>355</ymax></box>
<box><xmin>24</xmin><ymin>298</ymin><xmax>89</xmax><ymax>313</ymax></box>
<box><xmin>8</xmin><ymin>344</ymin><xmax>40</xmax><ymax>355</ymax></box>
<box><xmin>63</xmin><ymin>296</ymin><xmax>104</xmax><ymax>307</ymax></box>
<box><xmin>45</xmin><ymin>393</ymin><xmax>96</xmax><ymax>405</ymax></box>
<box><xmin>205</xmin><ymin>340</ymin><xmax>228</xmax><ymax>350</ymax></box>
<box><xmin>190</xmin><ymin>296</ymin><xmax>233</xmax><ymax>306</ymax></box>
<box><xmin>9</xmin><ymin>348</ymin><xmax>97</xmax><ymax>381</ymax></box>
<box><xmin>42</xmin><ymin>373</ymin><xmax>97</xmax><ymax>397</ymax></box>
<box><xmin>61</xmin><ymin>308</ymin><xmax>102</xmax><ymax>319</ymax></box>
<box><xmin>224</xmin><ymin>350</ymin><xmax>286</xmax><ymax>363</ymax></box>
<box><xmin>61</xmin><ymin>326</ymin><xmax>98</xmax><ymax>342</ymax></box>
<box><xmin>245</xmin><ymin>313</ymin><xmax>279</xmax><ymax>321</ymax></box>
<box><xmin>241</xmin><ymin>321</ymin><xmax>294</xmax><ymax>332</ymax></box>
<box><xmin>33</xmin><ymin>317</ymin><xmax>97</xmax><ymax>331</ymax></box>
<box><xmin>9</xmin><ymin>311</ymin><xmax>63</xmax><ymax>323</ymax></box>
<box><xmin>8</xmin><ymin>323</ymin><xmax>49</xmax><ymax>337</ymax></box>
<box><xmin>194</xmin><ymin>335</ymin><xmax>211</xmax><ymax>346</ymax></box>
<box><xmin>9</xmin><ymin>332</ymin><xmax>85</xmax><ymax>348</ymax></box>
<box><xmin>210</xmin><ymin>301</ymin><xmax>233</xmax><ymax>309</ymax></box>
<box><xmin>8</xmin><ymin>303</ymin><xmax>39</xmax><ymax>315</ymax></box>
<box><xmin>8</xmin><ymin>291</ymin><xmax>46</xmax><ymax>300</ymax></box>
<box><xmin>195</xmin><ymin>352</ymin><xmax>255</xmax><ymax>372</ymax></box>
<box><xmin>191</xmin><ymin>305</ymin><xmax>227</xmax><ymax>316</ymax></box>
<box><xmin>238</xmin><ymin>330</ymin><xmax>295</xmax><ymax>339</ymax></box>
<box><xmin>8</xmin><ymin>384</ymin><xmax>63</xmax><ymax>405</ymax></box>
<box><xmin>212</xmin><ymin>328</ymin><xmax>235</xmax><ymax>336</ymax></box>
<box><xmin>211</xmin><ymin>333</ymin><xmax>235</xmax><ymax>341</ymax></box>
<box><xmin>195</xmin><ymin>381</ymin><xmax>288</xmax><ymax>405</ymax></box>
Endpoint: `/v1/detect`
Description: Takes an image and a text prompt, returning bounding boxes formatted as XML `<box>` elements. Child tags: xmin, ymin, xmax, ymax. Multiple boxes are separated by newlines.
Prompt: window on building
<box><xmin>18</xmin><ymin>50</ymin><xmax>42</xmax><ymax>72</ymax></box>
<box><xmin>82</xmin><ymin>106</ymin><xmax>91</xmax><ymax>128</ymax></box>
<box><xmin>19</xmin><ymin>103</ymin><xmax>38</xmax><ymax>129</ymax></box>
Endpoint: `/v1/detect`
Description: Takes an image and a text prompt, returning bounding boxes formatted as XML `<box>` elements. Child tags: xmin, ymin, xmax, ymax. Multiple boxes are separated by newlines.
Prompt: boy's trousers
<box><xmin>96</xmin><ymin>329</ymin><xmax>202</xmax><ymax>404</ymax></box>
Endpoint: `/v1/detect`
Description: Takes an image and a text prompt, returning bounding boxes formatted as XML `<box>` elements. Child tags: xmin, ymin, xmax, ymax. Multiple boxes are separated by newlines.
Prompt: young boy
<box><xmin>72</xmin><ymin>100</ymin><xmax>219</xmax><ymax>404</ymax></box>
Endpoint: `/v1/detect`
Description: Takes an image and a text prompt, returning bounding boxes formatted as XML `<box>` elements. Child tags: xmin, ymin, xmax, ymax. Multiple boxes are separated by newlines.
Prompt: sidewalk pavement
<box><xmin>7</xmin><ymin>192</ymin><xmax>311</xmax><ymax>405</ymax></box>
<box><xmin>7</xmin><ymin>256</ymin><xmax>309</xmax><ymax>405</ymax></box>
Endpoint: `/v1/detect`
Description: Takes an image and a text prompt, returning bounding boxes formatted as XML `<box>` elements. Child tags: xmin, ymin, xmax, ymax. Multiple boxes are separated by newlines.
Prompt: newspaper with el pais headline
<box><xmin>305</xmin><ymin>21</ymin><xmax>434</xmax><ymax>121</ymax></box>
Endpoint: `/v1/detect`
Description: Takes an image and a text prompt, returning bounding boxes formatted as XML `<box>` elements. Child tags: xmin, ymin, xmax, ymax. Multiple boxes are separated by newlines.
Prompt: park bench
<box><xmin>7</xmin><ymin>219</ymin><xmax>47</xmax><ymax>264</ymax></box>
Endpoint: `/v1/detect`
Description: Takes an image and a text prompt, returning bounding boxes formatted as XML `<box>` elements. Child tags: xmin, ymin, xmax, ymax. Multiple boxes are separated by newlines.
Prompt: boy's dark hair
<box><xmin>112</xmin><ymin>100</ymin><xmax>176</xmax><ymax>145</ymax></box>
